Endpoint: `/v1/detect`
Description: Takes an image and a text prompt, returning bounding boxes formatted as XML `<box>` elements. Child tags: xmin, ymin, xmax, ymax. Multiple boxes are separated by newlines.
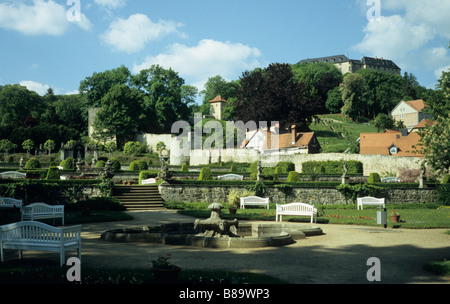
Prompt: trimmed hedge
<box><xmin>302</xmin><ymin>160</ymin><xmax>363</xmax><ymax>175</ymax></box>
<box><xmin>368</xmin><ymin>173</ymin><xmax>381</xmax><ymax>183</ymax></box>
<box><xmin>46</xmin><ymin>167</ymin><xmax>60</xmax><ymax>180</ymax></box>
<box><xmin>139</xmin><ymin>170</ymin><xmax>159</xmax><ymax>184</ymax></box>
<box><xmin>199</xmin><ymin>167</ymin><xmax>213</xmax><ymax>181</ymax></box>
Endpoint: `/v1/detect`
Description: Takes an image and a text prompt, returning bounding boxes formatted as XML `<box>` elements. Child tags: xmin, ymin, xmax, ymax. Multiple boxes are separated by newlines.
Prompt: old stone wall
<box><xmin>182</xmin><ymin>149</ymin><xmax>424</xmax><ymax>177</ymax></box>
<box><xmin>159</xmin><ymin>183</ymin><xmax>437</xmax><ymax>206</ymax></box>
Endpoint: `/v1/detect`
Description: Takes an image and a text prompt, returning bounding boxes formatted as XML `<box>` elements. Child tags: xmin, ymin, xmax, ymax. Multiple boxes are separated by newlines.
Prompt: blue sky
<box><xmin>0</xmin><ymin>0</ymin><xmax>449</xmax><ymax>100</ymax></box>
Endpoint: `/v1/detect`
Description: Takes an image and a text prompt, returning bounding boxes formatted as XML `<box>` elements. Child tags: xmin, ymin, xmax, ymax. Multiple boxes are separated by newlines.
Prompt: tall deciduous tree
<box><xmin>340</xmin><ymin>73</ymin><xmax>369</xmax><ymax>121</ymax></box>
<box><xmin>93</xmin><ymin>84</ymin><xmax>145</xmax><ymax>148</ymax></box>
<box><xmin>0</xmin><ymin>84</ymin><xmax>44</xmax><ymax>126</ymax></box>
<box><xmin>235</xmin><ymin>63</ymin><xmax>320</xmax><ymax>130</ymax></box>
<box><xmin>417</xmin><ymin>69</ymin><xmax>450</xmax><ymax>176</ymax></box>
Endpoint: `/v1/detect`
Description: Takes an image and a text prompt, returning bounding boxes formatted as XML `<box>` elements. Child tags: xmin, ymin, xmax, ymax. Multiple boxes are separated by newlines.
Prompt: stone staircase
<box><xmin>113</xmin><ymin>185</ymin><xmax>165</xmax><ymax>211</ymax></box>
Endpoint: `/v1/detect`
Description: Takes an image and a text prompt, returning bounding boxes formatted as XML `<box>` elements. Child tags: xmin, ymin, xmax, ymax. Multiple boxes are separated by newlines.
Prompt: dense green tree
<box><xmin>79</xmin><ymin>65</ymin><xmax>133</xmax><ymax>108</ymax></box>
<box><xmin>235</xmin><ymin>63</ymin><xmax>320</xmax><ymax>130</ymax></box>
<box><xmin>325</xmin><ymin>86</ymin><xmax>344</xmax><ymax>113</ymax></box>
<box><xmin>199</xmin><ymin>75</ymin><xmax>239</xmax><ymax>115</ymax></box>
<box><xmin>417</xmin><ymin>69</ymin><xmax>450</xmax><ymax>176</ymax></box>
<box><xmin>0</xmin><ymin>84</ymin><xmax>44</xmax><ymax>126</ymax></box>
<box><xmin>372</xmin><ymin>113</ymin><xmax>396</xmax><ymax>132</ymax></box>
<box><xmin>93</xmin><ymin>84</ymin><xmax>145</xmax><ymax>148</ymax></box>
<box><xmin>291</xmin><ymin>62</ymin><xmax>343</xmax><ymax>114</ymax></box>
<box><xmin>22</xmin><ymin>139</ymin><xmax>35</xmax><ymax>158</ymax></box>
<box><xmin>133</xmin><ymin>65</ymin><xmax>193</xmax><ymax>133</ymax></box>
<box><xmin>340</xmin><ymin>73</ymin><xmax>369</xmax><ymax>121</ymax></box>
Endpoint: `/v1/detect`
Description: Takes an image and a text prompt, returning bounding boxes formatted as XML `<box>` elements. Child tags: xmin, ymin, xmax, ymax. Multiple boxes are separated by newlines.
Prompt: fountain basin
<box><xmin>101</xmin><ymin>222</ymin><xmax>322</xmax><ymax>248</ymax></box>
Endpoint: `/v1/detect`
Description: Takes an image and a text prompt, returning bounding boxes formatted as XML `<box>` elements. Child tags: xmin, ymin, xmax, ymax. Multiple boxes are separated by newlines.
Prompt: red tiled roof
<box><xmin>405</xmin><ymin>99</ymin><xmax>428</xmax><ymax>112</ymax></box>
<box><xmin>360</xmin><ymin>132</ymin><xmax>424</xmax><ymax>158</ymax></box>
<box><xmin>413</xmin><ymin>119</ymin><xmax>436</xmax><ymax>130</ymax></box>
<box><xmin>209</xmin><ymin>95</ymin><xmax>227</xmax><ymax>103</ymax></box>
<box><xmin>263</xmin><ymin>130</ymin><xmax>317</xmax><ymax>150</ymax></box>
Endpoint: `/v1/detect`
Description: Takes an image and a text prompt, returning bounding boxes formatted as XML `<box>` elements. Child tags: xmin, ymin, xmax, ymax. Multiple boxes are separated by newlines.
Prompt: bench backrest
<box><xmin>357</xmin><ymin>197</ymin><xmax>385</xmax><ymax>203</ymax></box>
<box><xmin>218</xmin><ymin>174</ymin><xmax>244</xmax><ymax>181</ymax></box>
<box><xmin>0</xmin><ymin>222</ymin><xmax>80</xmax><ymax>242</ymax></box>
<box><xmin>277</xmin><ymin>203</ymin><xmax>316</xmax><ymax>212</ymax></box>
<box><xmin>0</xmin><ymin>172</ymin><xmax>26</xmax><ymax>179</ymax></box>
<box><xmin>0</xmin><ymin>198</ymin><xmax>23</xmax><ymax>208</ymax></box>
<box><xmin>23</xmin><ymin>203</ymin><xmax>64</xmax><ymax>214</ymax></box>
<box><xmin>240</xmin><ymin>196</ymin><xmax>268</xmax><ymax>203</ymax></box>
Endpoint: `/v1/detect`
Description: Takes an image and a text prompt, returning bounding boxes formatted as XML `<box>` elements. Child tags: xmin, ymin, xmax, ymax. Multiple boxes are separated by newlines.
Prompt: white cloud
<box><xmin>0</xmin><ymin>0</ymin><xmax>91</xmax><ymax>36</ymax></box>
<box><xmin>20</xmin><ymin>80</ymin><xmax>50</xmax><ymax>96</ymax></box>
<box><xmin>100</xmin><ymin>14</ymin><xmax>184</xmax><ymax>54</ymax></box>
<box><xmin>133</xmin><ymin>39</ymin><xmax>263</xmax><ymax>89</ymax></box>
<box><xmin>94</xmin><ymin>0</ymin><xmax>126</xmax><ymax>9</ymax></box>
<box><xmin>354</xmin><ymin>0</ymin><xmax>450</xmax><ymax>75</ymax></box>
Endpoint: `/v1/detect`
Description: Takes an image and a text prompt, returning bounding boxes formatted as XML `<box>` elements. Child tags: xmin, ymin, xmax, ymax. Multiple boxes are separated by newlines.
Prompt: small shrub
<box><xmin>287</xmin><ymin>171</ymin><xmax>301</xmax><ymax>182</ymax></box>
<box><xmin>109</xmin><ymin>158</ymin><xmax>121</xmax><ymax>171</ymax></box>
<box><xmin>25</xmin><ymin>157</ymin><xmax>41</xmax><ymax>169</ymax></box>
<box><xmin>96</xmin><ymin>160</ymin><xmax>106</xmax><ymax>168</ymax></box>
<box><xmin>59</xmin><ymin>156</ymin><xmax>74</xmax><ymax>170</ymax></box>
<box><xmin>129</xmin><ymin>160</ymin><xmax>148</xmax><ymax>171</ymax></box>
<box><xmin>198</xmin><ymin>167</ymin><xmax>212</xmax><ymax>181</ymax></box>
<box><xmin>139</xmin><ymin>171</ymin><xmax>159</xmax><ymax>184</ymax></box>
<box><xmin>442</xmin><ymin>175</ymin><xmax>450</xmax><ymax>184</ymax></box>
<box><xmin>46</xmin><ymin>167</ymin><xmax>60</xmax><ymax>180</ymax></box>
<box><xmin>368</xmin><ymin>173</ymin><xmax>381</xmax><ymax>183</ymax></box>
<box><xmin>276</xmin><ymin>162</ymin><xmax>295</xmax><ymax>174</ymax></box>
<box><xmin>181</xmin><ymin>163</ymin><xmax>189</xmax><ymax>172</ymax></box>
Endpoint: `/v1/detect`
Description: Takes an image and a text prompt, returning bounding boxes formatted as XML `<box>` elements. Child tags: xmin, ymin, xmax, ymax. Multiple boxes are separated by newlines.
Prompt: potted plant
<box><xmin>229</xmin><ymin>201</ymin><xmax>239</xmax><ymax>214</ymax></box>
<box><xmin>151</xmin><ymin>254</ymin><xmax>181</xmax><ymax>283</ymax></box>
<box><xmin>390</xmin><ymin>210</ymin><xmax>400</xmax><ymax>222</ymax></box>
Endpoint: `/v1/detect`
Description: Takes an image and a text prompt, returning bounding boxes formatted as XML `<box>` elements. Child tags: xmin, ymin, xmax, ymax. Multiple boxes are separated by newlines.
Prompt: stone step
<box><xmin>113</xmin><ymin>185</ymin><xmax>164</xmax><ymax>211</ymax></box>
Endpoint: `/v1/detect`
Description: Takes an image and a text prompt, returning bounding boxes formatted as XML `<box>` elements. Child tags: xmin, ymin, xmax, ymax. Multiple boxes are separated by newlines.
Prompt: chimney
<box><xmin>291</xmin><ymin>125</ymin><xmax>297</xmax><ymax>144</ymax></box>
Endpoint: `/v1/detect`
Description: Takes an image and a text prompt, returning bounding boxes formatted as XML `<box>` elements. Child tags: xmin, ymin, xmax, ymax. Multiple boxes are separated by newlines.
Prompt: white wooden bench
<box><xmin>276</xmin><ymin>203</ymin><xmax>317</xmax><ymax>223</ymax></box>
<box><xmin>218</xmin><ymin>174</ymin><xmax>244</xmax><ymax>181</ymax></box>
<box><xmin>240</xmin><ymin>196</ymin><xmax>269</xmax><ymax>209</ymax></box>
<box><xmin>0</xmin><ymin>221</ymin><xmax>81</xmax><ymax>266</ymax></box>
<box><xmin>141</xmin><ymin>178</ymin><xmax>157</xmax><ymax>185</ymax></box>
<box><xmin>0</xmin><ymin>171</ymin><xmax>26</xmax><ymax>179</ymax></box>
<box><xmin>21</xmin><ymin>203</ymin><xmax>65</xmax><ymax>225</ymax></box>
<box><xmin>0</xmin><ymin>198</ymin><xmax>23</xmax><ymax>209</ymax></box>
<box><xmin>357</xmin><ymin>197</ymin><xmax>385</xmax><ymax>210</ymax></box>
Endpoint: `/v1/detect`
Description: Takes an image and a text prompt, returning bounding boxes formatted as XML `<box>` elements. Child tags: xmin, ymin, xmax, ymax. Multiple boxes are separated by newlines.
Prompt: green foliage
<box><xmin>181</xmin><ymin>163</ymin><xmax>189</xmax><ymax>172</ymax></box>
<box><xmin>43</xmin><ymin>139</ymin><xmax>56</xmax><ymax>154</ymax></box>
<box><xmin>198</xmin><ymin>167</ymin><xmax>213</xmax><ymax>181</ymax></box>
<box><xmin>442</xmin><ymin>175</ymin><xmax>450</xmax><ymax>184</ymax></box>
<box><xmin>368</xmin><ymin>173</ymin><xmax>381</xmax><ymax>183</ymax></box>
<box><xmin>248</xmin><ymin>162</ymin><xmax>258</xmax><ymax>173</ymax></box>
<box><xmin>129</xmin><ymin>160</ymin><xmax>148</xmax><ymax>171</ymax></box>
<box><xmin>123</xmin><ymin>141</ymin><xmax>141</xmax><ymax>155</ymax></box>
<box><xmin>96</xmin><ymin>160</ymin><xmax>106</xmax><ymax>168</ymax></box>
<box><xmin>46</xmin><ymin>167</ymin><xmax>60</xmax><ymax>180</ymax></box>
<box><xmin>245</xmin><ymin>181</ymin><xmax>266</xmax><ymax>197</ymax></box>
<box><xmin>66</xmin><ymin>197</ymin><xmax>126</xmax><ymax>212</ymax></box>
<box><xmin>139</xmin><ymin>171</ymin><xmax>159</xmax><ymax>184</ymax></box>
<box><xmin>436</xmin><ymin>184</ymin><xmax>450</xmax><ymax>206</ymax></box>
<box><xmin>336</xmin><ymin>183</ymin><xmax>385</xmax><ymax>204</ymax></box>
<box><xmin>60</xmin><ymin>157</ymin><xmax>74</xmax><ymax>170</ymax></box>
<box><xmin>287</xmin><ymin>171</ymin><xmax>301</xmax><ymax>182</ymax></box>
<box><xmin>109</xmin><ymin>158</ymin><xmax>121</xmax><ymax>171</ymax></box>
<box><xmin>302</xmin><ymin>160</ymin><xmax>363</xmax><ymax>175</ymax></box>
<box><xmin>373</xmin><ymin>113</ymin><xmax>396</xmax><ymax>132</ymax></box>
<box><xmin>24</xmin><ymin>157</ymin><xmax>41</xmax><ymax>169</ymax></box>
<box><xmin>276</xmin><ymin>162</ymin><xmax>295</xmax><ymax>174</ymax></box>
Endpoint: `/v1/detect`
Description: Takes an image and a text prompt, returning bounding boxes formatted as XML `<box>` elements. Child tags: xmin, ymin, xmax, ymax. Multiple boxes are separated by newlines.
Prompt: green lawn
<box><xmin>309</xmin><ymin>114</ymin><xmax>379</xmax><ymax>153</ymax></box>
<box><xmin>175</xmin><ymin>204</ymin><xmax>450</xmax><ymax>229</ymax></box>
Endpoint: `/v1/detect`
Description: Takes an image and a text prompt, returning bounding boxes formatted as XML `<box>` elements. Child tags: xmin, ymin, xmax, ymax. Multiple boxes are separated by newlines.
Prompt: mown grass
<box><xmin>169</xmin><ymin>202</ymin><xmax>450</xmax><ymax>229</ymax></box>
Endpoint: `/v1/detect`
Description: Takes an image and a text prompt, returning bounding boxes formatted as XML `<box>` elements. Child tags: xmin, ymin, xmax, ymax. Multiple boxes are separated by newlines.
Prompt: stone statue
<box><xmin>194</xmin><ymin>203</ymin><xmax>239</xmax><ymax>238</ymax></box>
<box><xmin>342</xmin><ymin>161</ymin><xmax>348</xmax><ymax>178</ymax></box>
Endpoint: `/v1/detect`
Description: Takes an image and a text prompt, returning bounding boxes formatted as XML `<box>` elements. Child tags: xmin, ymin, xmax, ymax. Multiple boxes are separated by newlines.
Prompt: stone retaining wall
<box><xmin>159</xmin><ymin>183</ymin><xmax>437</xmax><ymax>206</ymax></box>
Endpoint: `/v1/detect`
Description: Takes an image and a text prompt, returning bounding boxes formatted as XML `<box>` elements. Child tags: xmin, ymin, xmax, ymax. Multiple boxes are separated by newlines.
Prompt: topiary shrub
<box><xmin>109</xmin><ymin>158</ymin><xmax>121</xmax><ymax>171</ymax></box>
<box><xmin>25</xmin><ymin>157</ymin><xmax>41</xmax><ymax>169</ymax></box>
<box><xmin>46</xmin><ymin>166</ymin><xmax>60</xmax><ymax>180</ymax></box>
<box><xmin>198</xmin><ymin>167</ymin><xmax>213</xmax><ymax>181</ymax></box>
<box><xmin>96</xmin><ymin>160</ymin><xmax>106</xmax><ymax>168</ymax></box>
<box><xmin>287</xmin><ymin>171</ymin><xmax>301</xmax><ymax>182</ymax></box>
<box><xmin>368</xmin><ymin>173</ymin><xmax>381</xmax><ymax>183</ymax></box>
<box><xmin>442</xmin><ymin>174</ymin><xmax>450</xmax><ymax>184</ymax></box>
<box><xmin>181</xmin><ymin>163</ymin><xmax>189</xmax><ymax>172</ymax></box>
<box><xmin>276</xmin><ymin>162</ymin><xmax>295</xmax><ymax>174</ymax></box>
<box><xmin>129</xmin><ymin>160</ymin><xmax>148</xmax><ymax>171</ymax></box>
<box><xmin>60</xmin><ymin>157</ymin><xmax>74</xmax><ymax>170</ymax></box>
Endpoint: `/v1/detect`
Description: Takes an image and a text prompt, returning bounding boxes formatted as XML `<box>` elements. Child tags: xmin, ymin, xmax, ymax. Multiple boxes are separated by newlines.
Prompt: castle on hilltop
<box><xmin>298</xmin><ymin>55</ymin><xmax>401</xmax><ymax>75</ymax></box>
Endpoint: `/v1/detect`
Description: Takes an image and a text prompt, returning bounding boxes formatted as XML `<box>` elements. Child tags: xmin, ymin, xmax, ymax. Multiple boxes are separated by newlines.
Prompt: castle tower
<box><xmin>209</xmin><ymin>95</ymin><xmax>227</xmax><ymax>120</ymax></box>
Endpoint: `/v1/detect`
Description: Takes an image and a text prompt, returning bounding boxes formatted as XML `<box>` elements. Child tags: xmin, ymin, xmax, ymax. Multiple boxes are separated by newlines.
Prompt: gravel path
<box><xmin>76</xmin><ymin>210</ymin><xmax>450</xmax><ymax>284</ymax></box>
